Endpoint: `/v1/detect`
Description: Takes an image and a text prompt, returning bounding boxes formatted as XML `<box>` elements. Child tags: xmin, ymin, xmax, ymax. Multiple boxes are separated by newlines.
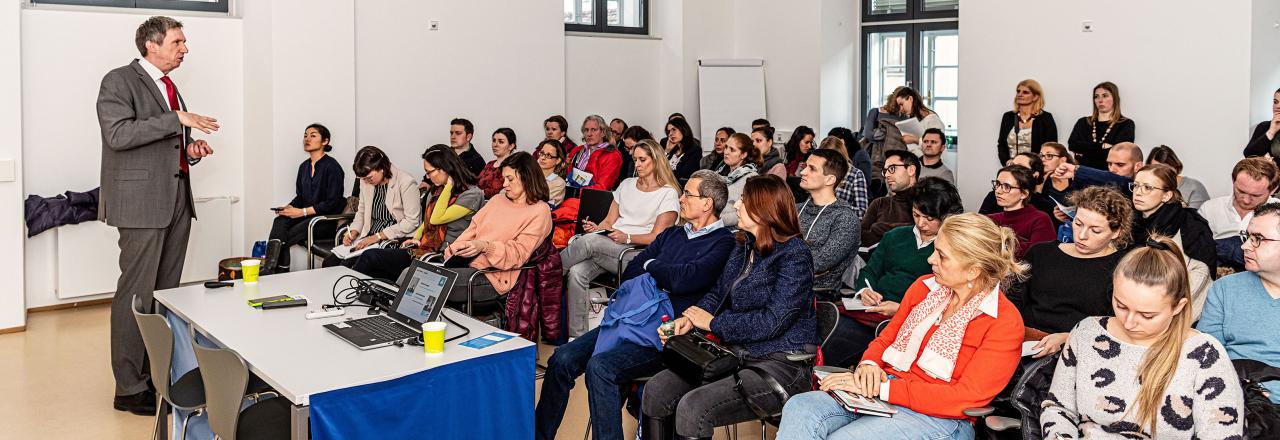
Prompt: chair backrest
<box><xmin>131</xmin><ymin>295</ymin><xmax>174</xmax><ymax>400</ymax></box>
<box><xmin>189</xmin><ymin>326</ymin><xmax>251</xmax><ymax>440</ymax></box>
<box><xmin>1011</xmin><ymin>352</ymin><xmax>1059</xmax><ymax>440</ymax></box>
<box><xmin>815</xmin><ymin>301</ymin><xmax>840</xmax><ymax>350</ymax></box>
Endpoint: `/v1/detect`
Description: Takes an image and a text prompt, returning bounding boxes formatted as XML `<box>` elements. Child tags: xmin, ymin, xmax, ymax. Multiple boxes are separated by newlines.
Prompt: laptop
<box><xmin>324</xmin><ymin>260</ymin><xmax>458</xmax><ymax>350</ymax></box>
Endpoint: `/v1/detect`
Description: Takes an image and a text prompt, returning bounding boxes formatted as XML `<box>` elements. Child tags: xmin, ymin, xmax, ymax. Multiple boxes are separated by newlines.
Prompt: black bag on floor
<box><xmin>1234</xmin><ymin>358</ymin><xmax>1280</xmax><ymax>439</ymax></box>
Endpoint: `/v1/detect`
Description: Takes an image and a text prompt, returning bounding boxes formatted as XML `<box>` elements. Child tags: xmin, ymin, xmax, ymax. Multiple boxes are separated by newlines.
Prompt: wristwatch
<box><xmin>625</xmin><ymin>234</ymin><xmax>632</xmax><ymax>245</ymax></box>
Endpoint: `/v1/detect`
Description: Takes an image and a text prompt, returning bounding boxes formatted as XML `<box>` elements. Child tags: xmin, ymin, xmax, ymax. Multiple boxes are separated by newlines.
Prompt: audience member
<box><xmin>608</xmin><ymin>117</ymin><xmax>627</xmax><ymax>147</ymax></box>
<box><xmin>1012</xmin><ymin>186</ymin><xmax>1132</xmax><ymax>358</ymax></box>
<box><xmin>996</xmin><ymin>79</ymin><xmax>1058</xmax><ymax>165</ymax></box>
<box><xmin>618</xmin><ymin>125</ymin><xmax>653</xmax><ymax>181</ymax></box>
<box><xmin>642</xmin><ymin>176</ymin><xmax>816</xmax><ymax>440</ymax></box>
<box><xmin>1243</xmin><ymin>88</ymin><xmax>1280</xmax><ymax>168</ymax></box>
<box><xmin>1199</xmin><ymin>202</ymin><xmax>1280</xmax><ymax>404</ymax></box>
<box><xmin>324</xmin><ymin>146</ymin><xmax>422</xmax><ymax>268</ymax></box>
<box><xmin>1131</xmin><ymin>164</ymin><xmax>1217</xmax><ymax>274</ymax></box>
<box><xmin>535</xmin><ymin>171</ymin><xmax>734</xmax><ymax>440</ymax></box>
<box><xmin>561</xmin><ymin>140</ymin><xmax>680</xmax><ymax>337</ymax></box>
<box><xmin>663</xmin><ymin>117</ymin><xmax>702</xmax><ymax>180</ymax></box>
<box><xmin>1148</xmin><ymin>145</ymin><xmax>1209</xmax><ymax>209</ymax></box>
<box><xmin>979</xmin><ymin>153</ymin><xmax>1059</xmax><ymax>226</ymax></box>
<box><xmin>536</xmin><ymin>139</ymin><xmax>568</xmax><ymax>206</ymax></box>
<box><xmin>829</xmin><ymin>126</ymin><xmax>873</xmax><ymax>183</ymax></box>
<box><xmin>1038</xmin><ymin>142</ymin><xmax>1078</xmax><ymax>224</ymax></box>
<box><xmin>779</xmin><ymin>213</ymin><xmax>1025</xmax><ymax>440</ymax></box>
<box><xmin>784</xmin><ymin>125</ymin><xmax>817</xmax><ymax>176</ymax></box>
<box><xmin>544</xmin><ymin>115</ymin><xmax>578</xmax><ymax>153</ymax></box>
<box><xmin>449</xmin><ymin>118</ymin><xmax>486</xmax><ymax>175</ymax></box>
<box><xmin>476</xmin><ymin>127</ymin><xmax>517</xmax><ymax>198</ymax></box>
<box><xmin>861</xmin><ymin>150</ymin><xmax>919</xmax><ymax>246</ymax></box>
<box><xmin>891</xmin><ymin>86</ymin><xmax>945</xmax><ymax>153</ymax></box>
<box><xmin>565</xmin><ymin>115</ymin><xmax>623</xmax><ymax>191</ymax></box>
<box><xmin>818</xmin><ymin>135</ymin><xmax>870</xmax><ymax>218</ymax></box>
<box><xmin>916</xmin><ymin>128</ymin><xmax>955</xmax><ymax>184</ymax></box>
<box><xmin>985</xmin><ymin>164</ymin><xmax>1055</xmax><ymax>259</ymax></box>
<box><xmin>353</xmin><ymin>145</ymin><xmax>482</xmax><ymax>280</ymax></box>
<box><xmin>1068</xmin><ymin>81</ymin><xmax>1136</xmax><ymax>169</ymax></box>
<box><xmin>798</xmin><ymin>149</ymin><xmax>860</xmax><ymax>292</ymax></box>
<box><xmin>751</xmin><ymin>118</ymin><xmax>770</xmax><ymax>131</ymax></box>
<box><xmin>1042</xmin><ymin>236</ymin><xmax>1243</xmax><ymax>439</ymax></box>
<box><xmin>1200</xmin><ymin>157</ymin><xmax>1280</xmax><ymax>270</ymax></box>
<box><xmin>752</xmin><ymin>126</ymin><xmax>787</xmax><ymax>178</ymax></box>
<box><xmin>1048</xmin><ymin>143</ymin><xmax>1138</xmax><ymax>199</ymax></box>
<box><xmin>860</xmin><ymin>87</ymin><xmax>907</xmax><ymax>180</ymax></box>
<box><xmin>442</xmin><ymin>151</ymin><xmax>553</xmax><ymax>307</ymax></box>
<box><xmin>268</xmin><ymin>123</ymin><xmax>346</xmax><ymax>272</ymax></box>
<box><xmin>719</xmin><ymin>133</ymin><xmax>760</xmax><ymax>227</ymax></box>
<box><xmin>700</xmin><ymin>127</ymin><xmax>734</xmax><ymax>173</ymax></box>
<box><xmin>1106</xmin><ymin>142</ymin><xmax>1144</xmax><ymax>178</ymax></box>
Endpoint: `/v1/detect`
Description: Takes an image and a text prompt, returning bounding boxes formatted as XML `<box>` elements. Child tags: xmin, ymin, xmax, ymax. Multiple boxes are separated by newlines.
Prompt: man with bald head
<box><xmin>1105</xmin><ymin>142</ymin><xmax>1144</xmax><ymax>178</ymax></box>
<box><xmin>1051</xmin><ymin>142</ymin><xmax>1144</xmax><ymax>197</ymax></box>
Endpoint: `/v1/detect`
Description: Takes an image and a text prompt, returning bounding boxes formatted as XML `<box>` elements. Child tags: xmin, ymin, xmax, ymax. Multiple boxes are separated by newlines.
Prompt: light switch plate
<box><xmin>0</xmin><ymin>159</ymin><xmax>14</xmax><ymax>182</ymax></box>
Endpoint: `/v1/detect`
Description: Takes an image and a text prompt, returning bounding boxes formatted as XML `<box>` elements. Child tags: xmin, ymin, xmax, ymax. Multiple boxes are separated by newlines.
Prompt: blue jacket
<box><xmin>621</xmin><ymin>225</ymin><xmax>735</xmax><ymax>315</ymax></box>
<box><xmin>697</xmin><ymin>234</ymin><xmax>817</xmax><ymax>356</ymax></box>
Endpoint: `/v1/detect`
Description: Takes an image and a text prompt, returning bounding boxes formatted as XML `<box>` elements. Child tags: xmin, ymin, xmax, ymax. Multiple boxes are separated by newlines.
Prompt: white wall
<box><xmin>565</xmin><ymin>35</ymin><xmax>664</xmax><ymax>136</ymax></box>
<box><xmin>355</xmin><ymin>0</ymin><xmax>565</xmax><ymax>171</ymax></box>
<box><xmin>732</xmin><ymin>0</ymin><xmax>822</xmax><ymax>134</ymax></box>
<box><xmin>957</xmin><ymin>0</ymin><xmax>1258</xmax><ymax>210</ymax></box>
<box><xmin>1252</xmin><ymin>0</ymin><xmax>1280</xmax><ymax>125</ymax></box>
<box><xmin>20</xmin><ymin>8</ymin><xmax>244</xmax><ymax>309</ymax></box>
<box><xmin>819</xmin><ymin>0</ymin><xmax>859</xmax><ymax>135</ymax></box>
<box><xmin>0</xmin><ymin>0</ymin><xmax>25</xmax><ymax>330</ymax></box>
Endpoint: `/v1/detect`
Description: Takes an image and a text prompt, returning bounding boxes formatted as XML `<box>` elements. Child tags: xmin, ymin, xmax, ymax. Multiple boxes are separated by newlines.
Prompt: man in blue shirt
<box><xmin>1198</xmin><ymin>202</ymin><xmax>1280</xmax><ymax>402</ymax></box>
<box><xmin>535</xmin><ymin>170</ymin><xmax>736</xmax><ymax>440</ymax></box>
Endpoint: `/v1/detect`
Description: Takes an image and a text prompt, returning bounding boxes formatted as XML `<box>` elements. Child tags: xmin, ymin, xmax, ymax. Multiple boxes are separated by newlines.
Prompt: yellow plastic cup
<box><xmin>241</xmin><ymin>259</ymin><xmax>261</xmax><ymax>284</ymax></box>
<box><xmin>423</xmin><ymin>321</ymin><xmax>446</xmax><ymax>354</ymax></box>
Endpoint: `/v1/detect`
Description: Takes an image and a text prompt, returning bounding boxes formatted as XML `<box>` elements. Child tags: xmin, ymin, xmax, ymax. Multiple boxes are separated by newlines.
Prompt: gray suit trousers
<box><xmin>110</xmin><ymin>178</ymin><xmax>192</xmax><ymax>396</ymax></box>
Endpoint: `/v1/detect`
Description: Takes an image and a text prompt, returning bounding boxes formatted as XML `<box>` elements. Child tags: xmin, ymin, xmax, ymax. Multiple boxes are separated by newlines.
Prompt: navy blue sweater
<box><xmin>620</xmin><ymin>225</ymin><xmax>735</xmax><ymax>315</ymax></box>
<box><xmin>697</xmin><ymin>235</ymin><xmax>817</xmax><ymax>356</ymax></box>
<box><xmin>288</xmin><ymin>155</ymin><xmax>347</xmax><ymax>215</ymax></box>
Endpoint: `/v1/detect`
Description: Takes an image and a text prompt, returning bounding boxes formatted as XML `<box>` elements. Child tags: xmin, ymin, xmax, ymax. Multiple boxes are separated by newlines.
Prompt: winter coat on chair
<box><xmin>505</xmin><ymin>238</ymin><xmax>564</xmax><ymax>341</ymax></box>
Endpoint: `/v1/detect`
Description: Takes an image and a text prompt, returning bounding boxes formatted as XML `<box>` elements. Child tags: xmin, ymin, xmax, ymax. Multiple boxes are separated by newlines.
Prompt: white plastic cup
<box><xmin>241</xmin><ymin>259</ymin><xmax>261</xmax><ymax>284</ymax></box>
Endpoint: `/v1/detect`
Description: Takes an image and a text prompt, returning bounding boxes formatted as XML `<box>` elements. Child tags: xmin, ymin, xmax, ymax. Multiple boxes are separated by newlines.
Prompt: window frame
<box><xmin>31</xmin><ymin>0</ymin><xmax>229</xmax><ymax>13</ymax></box>
<box><xmin>862</xmin><ymin>0</ymin><xmax>957</xmax><ymax>23</ymax></box>
<box><xmin>565</xmin><ymin>0</ymin><xmax>649</xmax><ymax>36</ymax></box>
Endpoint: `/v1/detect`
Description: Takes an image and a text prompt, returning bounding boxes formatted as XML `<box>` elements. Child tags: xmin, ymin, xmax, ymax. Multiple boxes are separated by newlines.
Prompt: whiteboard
<box><xmin>698</xmin><ymin>59</ymin><xmax>766</xmax><ymax>149</ymax></box>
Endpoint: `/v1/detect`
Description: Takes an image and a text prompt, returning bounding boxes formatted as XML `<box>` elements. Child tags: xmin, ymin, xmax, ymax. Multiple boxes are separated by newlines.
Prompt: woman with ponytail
<box><xmin>779</xmin><ymin>213</ymin><xmax>1026</xmax><ymax>439</ymax></box>
<box><xmin>1041</xmin><ymin>236</ymin><xmax>1243</xmax><ymax>439</ymax></box>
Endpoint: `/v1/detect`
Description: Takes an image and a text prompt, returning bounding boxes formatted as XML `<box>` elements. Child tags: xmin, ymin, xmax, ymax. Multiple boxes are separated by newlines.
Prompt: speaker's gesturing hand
<box><xmin>177</xmin><ymin>111</ymin><xmax>220</xmax><ymax>134</ymax></box>
<box><xmin>187</xmin><ymin>139</ymin><xmax>213</xmax><ymax>159</ymax></box>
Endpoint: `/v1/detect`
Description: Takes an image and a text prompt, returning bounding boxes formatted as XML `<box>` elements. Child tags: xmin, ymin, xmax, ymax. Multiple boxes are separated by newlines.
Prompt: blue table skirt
<box><xmin>310</xmin><ymin>345</ymin><xmax>536</xmax><ymax>440</ymax></box>
<box><xmin>166</xmin><ymin>311</ymin><xmax>535</xmax><ymax>440</ymax></box>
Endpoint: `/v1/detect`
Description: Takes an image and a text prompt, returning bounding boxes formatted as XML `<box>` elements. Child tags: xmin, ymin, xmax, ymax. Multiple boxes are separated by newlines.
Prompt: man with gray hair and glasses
<box><xmin>535</xmin><ymin>169</ymin><xmax>735</xmax><ymax>440</ymax></box>
<box><xmin>96</xmin><ymin>16</ymin><xmax>219</xmax><ymax>415</ymax></box>
<box><xmin>1199</xmin><ymin>202</ymin><xmax>1280</xmax><ymax>404</ymax></box>
<box><xmin>565</xmin><ymin>114</ymin><xmax>623</xmax><ymax>191</ymax></box>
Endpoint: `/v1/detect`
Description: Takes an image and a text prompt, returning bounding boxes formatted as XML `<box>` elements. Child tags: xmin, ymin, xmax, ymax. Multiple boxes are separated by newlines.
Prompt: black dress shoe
<box><xmin>113</xmin><ymin>391</ymin><xmax>157</xmax><ymax>416</ymax></box>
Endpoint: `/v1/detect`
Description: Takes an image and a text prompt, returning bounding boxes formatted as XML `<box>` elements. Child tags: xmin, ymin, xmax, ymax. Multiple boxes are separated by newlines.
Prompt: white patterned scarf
<box><xmin>881</xmin><ymin>278</ymin><xmax>995</xmax><ymax>382</ymax></box>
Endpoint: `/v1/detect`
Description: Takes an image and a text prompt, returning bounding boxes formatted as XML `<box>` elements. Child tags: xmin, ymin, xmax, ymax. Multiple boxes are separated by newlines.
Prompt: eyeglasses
<box><xmin>537</xmin><ymin>152</ymin><xmax>559</xmax><ymax>160</ymax></box>
<box><xmin>681</xmin><ymin>190</ymin><xmax>709</xmax><ymax>199</ymax></box>
<box><xmin>1129</xmin><ymin>182</ymin><xmax>1167</xmax><ymax>194</ymax></box>
<box><xmin>1240</xmin><ymin>231</ymin><xmax>1280</xmax><ymax>247</ymax></box>
<box><xmin>1039</xmin><ymin>153</ymin><xmax>1063</xmax><ymax>160</ymax></box>
<box><xmin>358</xmin><ymin>173</ymin><xmax>378</xmax><ymax>183</ymax></box>
<box><xmin>423</xmin><ymin>167</ymin><xmax>440</xmax><ymax>175</ymax></box>
<box><xmin>991</xmin><ymin>180</ymin><xmax>1022</xmax><ymax>193</ymax></box>
<box><xmin>884</xmin><ymin>164</ymin><xmax>906</xmax><ymax>175</ymax></box>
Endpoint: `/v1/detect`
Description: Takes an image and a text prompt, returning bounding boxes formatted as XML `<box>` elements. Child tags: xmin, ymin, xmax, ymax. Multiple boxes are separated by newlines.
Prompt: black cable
<box><xmin>329</xmin><ymin>274</ymin><xmax>475</xmax><ymax>347</ymax></box>
<box><xmin>442</xmin><ymin>313</ymin><xmax>472</xmax><ymax>342</ymax></box>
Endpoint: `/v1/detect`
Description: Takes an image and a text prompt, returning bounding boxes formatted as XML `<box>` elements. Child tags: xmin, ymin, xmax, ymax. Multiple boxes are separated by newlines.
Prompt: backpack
<box><xmin>592</xmin><ymin>274</ymin><xmax>673</xmax><ymax>356</ymax></box>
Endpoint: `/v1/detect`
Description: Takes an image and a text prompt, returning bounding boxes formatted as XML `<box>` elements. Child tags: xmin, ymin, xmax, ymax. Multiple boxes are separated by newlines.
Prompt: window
<box><xmin>32</xmin><ymin>0</ymin><xmax>229</xmax><ymax>13</ymax></box>
<box><xmin>863</xmin><ymin>0</ymin><xmax>956</xmax><ymax>22</ymax></box>
<box><xmin>565</xmin><ymin>0</ymin><xmax>647</xmax><ymax>35</ymax></box>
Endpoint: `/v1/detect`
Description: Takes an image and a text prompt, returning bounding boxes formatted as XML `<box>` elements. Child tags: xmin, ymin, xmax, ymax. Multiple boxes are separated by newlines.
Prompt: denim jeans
<box><xmin>534</xmin><ymin>327</ymin><xmax>665</xmax><ymax>440</ymax></box>
<box><xmin>776</xmin><ymin>390</ymin><xmax>975</xmax><ymax>440</ymax></box>
<box><xmin>641</xmin><ymin>354</ymin><xmax>812</xmax><ymax>437</ymax></box>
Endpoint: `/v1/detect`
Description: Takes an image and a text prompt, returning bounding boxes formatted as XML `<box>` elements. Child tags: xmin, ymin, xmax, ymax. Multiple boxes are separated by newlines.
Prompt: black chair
<box><xmin>968</xmin><ymin>352</ymin><xmax>1059</xmax><ymax>440</ymax></box>
<box><xmin>305</xmin><ymin>213</ymin><xmax>355</xmax><ymax>269</ymax></box>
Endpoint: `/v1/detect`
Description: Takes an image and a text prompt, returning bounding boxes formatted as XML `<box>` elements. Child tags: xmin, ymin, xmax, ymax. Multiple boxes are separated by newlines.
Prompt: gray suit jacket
<box><xmin>96</xmin><ymin>59</ymin><xmax>198</xmax><ymax>229</ymax></box>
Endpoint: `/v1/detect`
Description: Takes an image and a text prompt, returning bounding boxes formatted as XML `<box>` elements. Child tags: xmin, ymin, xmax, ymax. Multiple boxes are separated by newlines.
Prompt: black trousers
<box><xmin>267</xmin><ymin>214</ymin><xmax>335</xmax><ymax>269</ymax></box>
<box><xmin>641</xmin><ymin>353</ymin><xmax>811</xmax><ymax>437</ymax></box>
<box><xmin>351</xmin><ymin>247</ymin><xmax>413</xmax><ymax>282</ymax></box>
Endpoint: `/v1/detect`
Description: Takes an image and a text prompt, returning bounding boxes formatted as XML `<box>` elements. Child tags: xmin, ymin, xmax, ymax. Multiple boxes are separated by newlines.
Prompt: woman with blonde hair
<box><xmin>1041</xmin><ymin>236</ymin><xmax>1243</xmax><ymax>439</ymax></box>
<box><xmin>997</xmin><ymin>79</ymin><xmax>1059</xmax><ymax>165</ymax></box>
<box><xmin>560</xmin><ymin>139</ymin><xmax>681</xmax><ymax>337</ymax></box>
<box><xmin>779</xmin><ymin>213</ymin><xmax>1026</xmax><ymax>439</ymax></box>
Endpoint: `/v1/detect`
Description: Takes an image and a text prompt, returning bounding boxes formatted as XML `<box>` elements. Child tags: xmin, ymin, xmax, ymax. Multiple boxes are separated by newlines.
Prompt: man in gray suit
<box><xmin>96</xmin><ymin>16</ymin><xmax>220</xmax><ymax>415</ymax></box>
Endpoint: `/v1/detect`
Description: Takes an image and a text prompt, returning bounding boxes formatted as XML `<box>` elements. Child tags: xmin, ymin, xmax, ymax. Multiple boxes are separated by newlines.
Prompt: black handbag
<box><xmin>661</xmin><ymin>332</ymin><xmax>740</xmax><ymax>385</ymax></box>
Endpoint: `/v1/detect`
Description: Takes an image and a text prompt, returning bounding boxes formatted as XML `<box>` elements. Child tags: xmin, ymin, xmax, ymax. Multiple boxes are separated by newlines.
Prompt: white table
<box><xmin>155</xmin><ymin>266</ymin><xmax>535</xmax><ymax>439</ymax></box>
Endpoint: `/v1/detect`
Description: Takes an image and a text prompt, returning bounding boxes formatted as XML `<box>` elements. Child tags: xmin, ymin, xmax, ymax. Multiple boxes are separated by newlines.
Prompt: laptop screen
<box><xmin>389</xmin><ymin>262</ymin><xmax>454</xmax><ymax>326</ymax></box>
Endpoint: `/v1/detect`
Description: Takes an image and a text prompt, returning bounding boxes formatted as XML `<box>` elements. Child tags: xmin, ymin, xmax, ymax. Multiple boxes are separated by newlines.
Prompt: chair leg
<box><xmin>582</xmin><ymin>415</ymin><xmax>591</xmax><ymax>440</ymax></box>
<box><xmin>178</xmin><ymin>409</ymin><xmax>193</xmax><ymax>440</ymax></box>
<box><xmin>760</xmin><ymin>420</ymin><xmax>768</xmax><ymax>440</ymax></box>
<box><xmin>150</xmin><ymin>399</ymin><xmax>163</xmax><ymax>440</ymax></box>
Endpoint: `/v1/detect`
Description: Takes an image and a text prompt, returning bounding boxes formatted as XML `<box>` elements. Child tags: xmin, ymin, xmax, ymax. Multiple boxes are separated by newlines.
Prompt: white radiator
<box><xmin>54</xmin><ymin>196</ymin><xmax>238</xmax><ymax>299</ymax></box>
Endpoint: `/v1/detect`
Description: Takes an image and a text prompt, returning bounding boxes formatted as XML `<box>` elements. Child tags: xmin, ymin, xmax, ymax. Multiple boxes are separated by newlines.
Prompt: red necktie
<box><xmin>161</xmin><ymin>76</ymin><xmax>189</xmax><ymax>173</ymax></box>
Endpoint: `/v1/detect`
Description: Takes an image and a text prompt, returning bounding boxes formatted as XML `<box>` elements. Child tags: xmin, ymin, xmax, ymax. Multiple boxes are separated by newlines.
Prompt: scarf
<box><xmin>412</xmin><ymin>187</ymin><xmax>459</xmax><ymax>256</ymax></box>
<box><xmin>882</xmin><ymin>277</ymin><xmax>995</xmax><ymax>382</ymax></box>
<box><xmin>573</xmin><ymin>142</ymin><xmax>609</xmax><ymax>171</ymax></box>
<box><xmin>1135</xmin><ymin>202</ymin><xmax>1188</xmax><ymax>244</ymax></box>
<box><xmin>725</xmin><ymin>163</ymin><xmax>758</xmax><ymax>184</ymax></box>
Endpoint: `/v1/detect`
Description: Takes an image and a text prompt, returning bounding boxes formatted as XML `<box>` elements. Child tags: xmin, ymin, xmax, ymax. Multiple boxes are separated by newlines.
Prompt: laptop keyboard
<box><xmin>351</xmin><ymin>317</ymin><xmax>418</xmax><ymax>342</ymax></box>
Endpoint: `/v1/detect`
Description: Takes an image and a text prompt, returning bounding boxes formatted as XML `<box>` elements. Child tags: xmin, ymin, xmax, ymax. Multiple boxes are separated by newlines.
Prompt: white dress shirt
<box><xmin>1199</xmin><ymin>195</ymin><xmax>1280</xmax><ymax>240</ymax></box>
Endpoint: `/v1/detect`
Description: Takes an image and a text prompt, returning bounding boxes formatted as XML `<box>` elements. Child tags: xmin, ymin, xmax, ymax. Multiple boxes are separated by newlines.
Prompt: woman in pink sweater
<box><xmin>445</xmin><ymin>152</ymin><xmax>553</xmax><ymax>310</ymax></box>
